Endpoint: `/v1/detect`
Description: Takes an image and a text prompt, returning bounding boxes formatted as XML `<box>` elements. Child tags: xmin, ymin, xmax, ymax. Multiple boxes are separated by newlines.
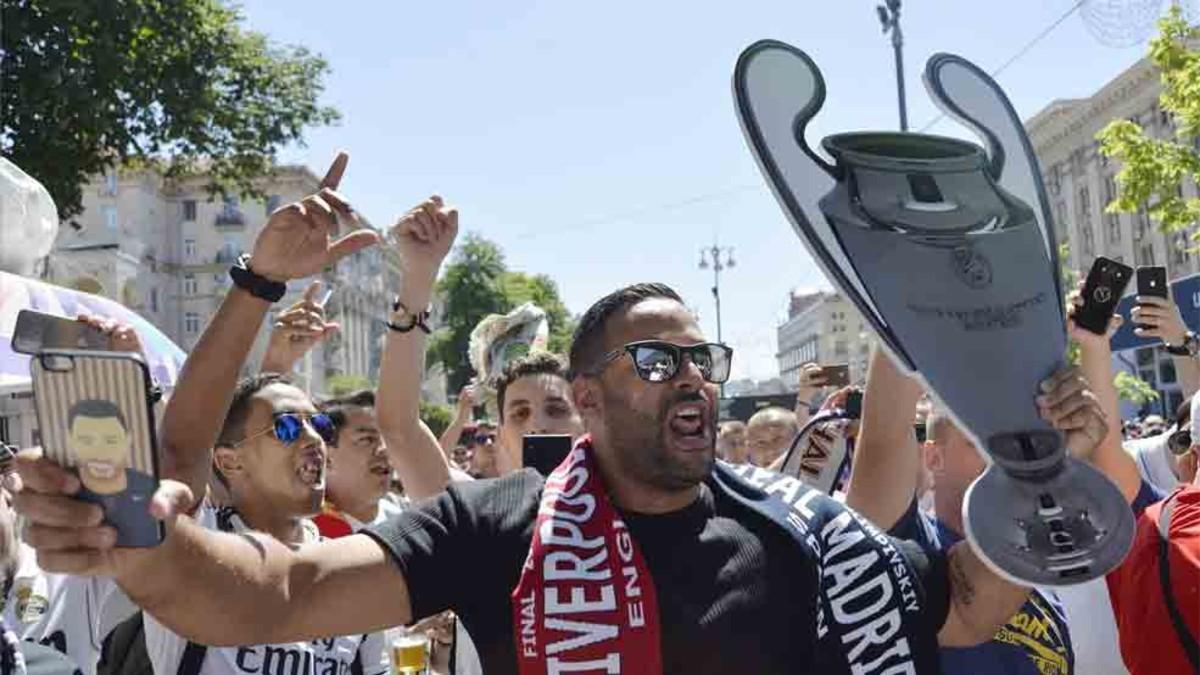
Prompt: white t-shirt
<box><xmin>1</xmin><ymin>543</ymin><xmax>128</xmax><ymax>675</ymax></box>
<box><xmin>144</xmin><ymin>506</ymin><xmax>388</xmax><ymax>675</ymax></box>
<box><xmin>342</xmin><ymin>495</ymin><xmax>405</xmax><ymax>533</ymax></box>
<box><xmin>1125</xmin><ymin>433</ymin><xmax>1179</xmax><ymax>494</ymax></box>
<box><xmin>1052</xmin><ymin>580</ymin><xmax>1129</xmax><ymax>675</ymax></box>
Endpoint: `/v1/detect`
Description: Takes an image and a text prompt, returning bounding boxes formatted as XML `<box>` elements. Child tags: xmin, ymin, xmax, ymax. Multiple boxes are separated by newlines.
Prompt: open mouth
<box><xmin>667</xmin><ymin>400</ymin><xmax>712</xmax><ymax>450</ymax></box>
<box><xmin>83</xmin><ymin>461</ymin><xmax>118</xmax><ymax>479</ymax></box>
<box><xmin>369</xmin><ymin>462</ymin><xmax>391</xmax><ymax>477</ymax></box>
<box><xmin>296</xmin><ymin>451</ymin><xmax>326</xmax><ymax>488</ymax></box>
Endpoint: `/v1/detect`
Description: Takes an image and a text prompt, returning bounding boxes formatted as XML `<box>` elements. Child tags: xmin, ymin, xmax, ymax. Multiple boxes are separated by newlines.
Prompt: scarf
<box><xmin>511</xmin><ymin>438</ymin><xmax>938</xmax><ymax>674</ymax></box>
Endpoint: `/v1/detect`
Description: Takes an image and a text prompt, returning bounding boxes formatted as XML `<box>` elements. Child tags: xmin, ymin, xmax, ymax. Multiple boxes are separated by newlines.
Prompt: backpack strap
<box><xmin>1155</xmin><ymin>494</ymin><xmax>1199</xmax><ymax>670</ymax></box>
<box><xmin>175</xmin><ymin>643</ymin><xmax>206</xmax><ymax>675</ymax></box>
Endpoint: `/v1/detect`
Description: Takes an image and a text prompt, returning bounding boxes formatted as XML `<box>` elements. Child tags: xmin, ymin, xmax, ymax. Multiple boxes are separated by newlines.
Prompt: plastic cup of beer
<box><xmin>390</xmin><ymin>632</ymin><xmax>429</xmax><ymax>675</ymax></box>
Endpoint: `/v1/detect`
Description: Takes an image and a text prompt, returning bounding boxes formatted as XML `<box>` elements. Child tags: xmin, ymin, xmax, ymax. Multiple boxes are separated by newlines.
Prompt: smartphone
<box><xmin>12</xmin><ymin>310</ymin><xmax>108</xmax><ymax>355</ymax></box>
<box><xmin>843</xmin><ymin>390</ymin><xmax>863</xmax><ymax>419</ymax></box>
<box><xmin>819</xmin><ymin>364</ymin><xmax>851</xmax><ymax>388</ymax></box>
<box><xmin>1075</xmin><ymin>256</ymin><xmax>1133</xmax><ymax>335</ymax></box>
<box><xmin>30</xmin><ymin>350</ymin><xmax>163</xmax><ymax>547</ymax></box>
<box><xmin>522</xmin><ymin>434</ymin><xmax>573</xmax><ymax>478</ymax></box>
<box><xmin>1135</xmin><ymin>266</ymin><xmax>1169</xmax><ymax>332</ymax></box>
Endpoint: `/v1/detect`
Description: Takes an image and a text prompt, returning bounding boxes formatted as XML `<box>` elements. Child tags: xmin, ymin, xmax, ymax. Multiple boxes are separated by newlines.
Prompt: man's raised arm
<box><xmin>376</xmin><ymin>197</ymin><xmax>458</xmax><ymax>500</ymax></box>
<box><xmin>14</xmin><ymin>456</ymin><xmax>410</xmax><ymax>646</ymax></box>
<box><xmin>159</xmin><ymin>152</ymin><xmax>377</xmax><ymax>505</ymax></box>
<box><xmin>845</xmin><ymin>347</ymin><xmax>925</xmax><ymax>530</ymax></box>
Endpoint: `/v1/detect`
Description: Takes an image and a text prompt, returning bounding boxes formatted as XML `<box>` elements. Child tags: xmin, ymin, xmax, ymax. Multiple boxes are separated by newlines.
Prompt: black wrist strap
<box><xmin>1156</xmin><ymin>494</ymin><xmax>1199</xmax><ymax>669</ymax></box>
<box><xmin>387</xmin><ymin>298</ymin><xmax>432</xmax><ymax>334</ymax></box>
<box><xmin>229</xmin><ymin>253</ymin><xmax>286</xmax><ymax>303</ymax></box>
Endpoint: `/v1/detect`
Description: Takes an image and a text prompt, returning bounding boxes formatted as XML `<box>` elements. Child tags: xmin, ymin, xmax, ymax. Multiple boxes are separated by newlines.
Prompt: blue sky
<box><xmin>239</xmin><ymin>0</ymin><xmax>1153</xmax><ymax>381</ymax></box>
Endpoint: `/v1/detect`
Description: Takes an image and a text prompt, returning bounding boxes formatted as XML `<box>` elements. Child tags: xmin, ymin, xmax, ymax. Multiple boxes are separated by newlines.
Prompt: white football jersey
<box><xmin>143</xmin><ymin>505</ymin><xmax>388</xmax><ymax>675</ymax></box>
<box><xmin>2</xmin><ymin>543</ymin><xmax>128</xmax><ymax>675</ymax></box>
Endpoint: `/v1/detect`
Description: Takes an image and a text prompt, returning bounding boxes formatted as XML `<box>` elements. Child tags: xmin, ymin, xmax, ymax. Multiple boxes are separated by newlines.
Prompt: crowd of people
<box><xmin>0</xmin><ymin>151</ymin><xmax>1196</xmax><ymax>674</ymax></box>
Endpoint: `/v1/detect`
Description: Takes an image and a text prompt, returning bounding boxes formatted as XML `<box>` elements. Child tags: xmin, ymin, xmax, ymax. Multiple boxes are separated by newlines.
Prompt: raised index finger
<box><xmin>320</xmin><ymin>151</ymin><xmax>350</xmax><ymax>190</ymax></box>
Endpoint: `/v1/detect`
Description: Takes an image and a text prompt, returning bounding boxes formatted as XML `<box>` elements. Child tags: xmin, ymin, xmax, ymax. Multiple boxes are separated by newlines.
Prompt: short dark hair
<box><xmin>567</xmin><ymin>283</ymin><xmax>683</xmax><ymax>380</ymax></box>
<box><xmin>319</xmin><ymin>389</ymin><xmax>376</xmax><ymax>444</ymax></box>
<box><xmin>67</xmin><ymin>399</ymin><xmax>127</xmax><ymax>431</ymax></box>
<box><xmin>495</xmin><ymin>353</ymin><xmax>568</xmax><ymax>422</ymax></box>
<box><xmin>215</xmin><ymin>373</ymin><xmax>296</xmax><ymax>448</ymax></box>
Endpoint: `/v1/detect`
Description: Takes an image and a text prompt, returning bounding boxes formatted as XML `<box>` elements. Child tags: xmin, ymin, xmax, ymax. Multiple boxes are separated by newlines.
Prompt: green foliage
<box><xmin>419</xmin><ymin>401</ymin><xmax>453</xmax><ymax>438</ymax></box>
<box><xmin>326</xmin><ymin>374</ymin><xmax>374</xmax><ymax>398</ymax></box>
<box><xmin>431</xmin><ymin>235</ymin><xmax>576</xmax><ymax>392</ymax></box>
<box><xmin>1096</xmin><ymin>4</ymin><xmax>1199</xmax><ymax>249</ymax></box>
<box><xmin>433</xmin><ymin>234</ymin><xmax>511</xmax><ymax>392</ymax></box>
<box><xmin>1114</xmin><ymin>370</ymin><xmax>1160</xmax><ymax>406</ymax></box>
<box><xmin>501</xmin><ymin>272</ymin><xmax>576</xmax><ymax>354</ymax></box>
<box><xmin>0</xmin><ymin>0</ymin><xmax>339</xmax><ymax>218</ymax></box>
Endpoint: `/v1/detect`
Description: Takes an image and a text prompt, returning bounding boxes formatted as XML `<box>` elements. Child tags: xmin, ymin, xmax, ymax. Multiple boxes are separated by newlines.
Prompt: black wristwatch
<box><xmin>1164</xmin><ymin>331</ymin><xmax>1199</xmax><ymax>357</ymax></box>
<box><xmin>387</xmin><ymin>297</ymin><xmax>432</xmax><ymax>334</ymax></box>
<box><xmin>229</xmin><ymin>254</ymin><xmax>286</xmax><ymax>303</ymax></box>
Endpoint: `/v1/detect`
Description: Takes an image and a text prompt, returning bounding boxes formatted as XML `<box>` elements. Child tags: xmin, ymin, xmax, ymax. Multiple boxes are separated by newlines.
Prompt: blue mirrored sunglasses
<box><xmin>235</xmin><ymin>412</ymin><xmax>336</xmax><ymax>447</ymax></box>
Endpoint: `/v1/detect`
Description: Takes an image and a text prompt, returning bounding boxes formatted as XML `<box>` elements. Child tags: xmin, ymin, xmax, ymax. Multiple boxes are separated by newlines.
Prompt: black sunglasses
<box><xmin>235</xmin><ymin>412</ymin><xmax>336</xmax><ymax>447</ymax></box>
<box><xmin>588</xmin><ymin>340</ymin><xmax>733</xmax><ymax>384</ymax></box>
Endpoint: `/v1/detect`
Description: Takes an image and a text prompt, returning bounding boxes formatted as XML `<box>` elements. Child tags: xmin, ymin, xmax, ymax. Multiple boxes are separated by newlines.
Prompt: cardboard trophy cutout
<box><xmin>733</xmin><ymin>40</ymin><xmax>1133</xmax><ymax>586</ymax></box>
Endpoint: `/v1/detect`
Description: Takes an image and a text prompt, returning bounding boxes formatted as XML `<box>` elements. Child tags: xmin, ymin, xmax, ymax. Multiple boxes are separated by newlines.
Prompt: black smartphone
<box><xmin>1076</xmin><ymin>257</ymin><xmax>1133</xmax><ymax>335</ymax></box>
<box><xmin>30</xmin><ymin>350</ymin><xmax>163</xmax><ymax>547</ymax></box>
<box><xmin>819</xmin><ymin>364</ymin><xmax>851</xmax><ymax>388</ymax></box>
<box><xmin>12</xmin><ymin>309</ymin><xmax>108</xmax><ymax>355</ymax></box>
<box><xmin>1135</xmin><ymin>266</ymin><xmax>1169</xmax><ymax>331</ymax></box>
<box><xmin>523</xmin><ymin>434</ymin><xmax>573</xmax><ymax>478</ymax></box>
<box><xmin>843</xmin><ymin>390</ymin><xmax>863</xmax><ymax>419</ymax></box>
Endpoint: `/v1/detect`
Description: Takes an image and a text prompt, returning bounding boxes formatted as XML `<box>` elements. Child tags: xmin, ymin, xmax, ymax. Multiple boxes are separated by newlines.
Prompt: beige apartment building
<box><xmin>44</xmin><ymin>164</ymin><xmax>413</xmax><ymax>395</ymax></box>
<box><xmin>776</xmin><ymin>290</ymin><xmax>873</xmax><ymax>389</ymax></box>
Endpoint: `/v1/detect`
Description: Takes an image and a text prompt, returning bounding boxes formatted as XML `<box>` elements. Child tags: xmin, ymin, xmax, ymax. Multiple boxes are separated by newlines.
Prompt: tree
<box><xmin>1</xmin><ymin>0</ymin><xmax>339</xmax><ymax>219</ymax></box>
<box><xmin>501</xmin><ymin>271</ymin><xmax>576</xmax><ymax>354</ymax></box>
<box><xmin>429</xmin><ymin>234</ymin><xmax>577</xmax><ymax>391</ymax></box>
<box><xmin>326</xmin><ymin>374</ymin><xmax>374</xmax><ymax>398</ymax></box>
<box><xmin>430</xmin><ymin>234</ymin><xmax>511</xmax><ymax>392</ymax></box>
<box><xmin>1097</xmin><ymin>4</ymin><xmax>1199</xmax><ymax>250</ymax></box>
<box><xmin>419</xmin><ymin>401</ymin><xmax>454</xmax><ymax>439</ymax></box>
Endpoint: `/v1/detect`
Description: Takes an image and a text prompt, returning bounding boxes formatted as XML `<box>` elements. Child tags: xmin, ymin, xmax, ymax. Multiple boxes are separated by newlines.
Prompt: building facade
<box><xmin>1026</xmin><ymin>55</ymin><xmax>1199</xmax><ymax>416</ymax></box>
<box><xmin>776</xmin><ymin>290</ymin><xmax>873</xmax><ymax>389</ymax></box>
<box><xmin>1</xmin><ymin>164</ymin><xmax>435</xmax><ymax>449</ymax></box>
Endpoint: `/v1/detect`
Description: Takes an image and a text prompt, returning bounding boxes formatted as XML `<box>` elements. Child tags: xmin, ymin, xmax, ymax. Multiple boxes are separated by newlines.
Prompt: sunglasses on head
<box><xmin>234</xmin><ymin>412</ymin><xmax>336</xmax><ymax>447</ymax></box>
<box><xmin>588</xmin><ymin>340</ymin><xmax>733</xmax><ymax>384</ymax></box>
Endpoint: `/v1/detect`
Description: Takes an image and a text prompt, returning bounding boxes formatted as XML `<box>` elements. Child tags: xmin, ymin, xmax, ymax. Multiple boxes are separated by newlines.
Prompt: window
<box><xmin>0</xmin><ymin>416</ymin><xmax>8</xmax><ymax>445</ymax></box>
<box><xmin>1048</xmin><ymin>166</ymin><xmax>1060</xmax><ymax>196</ymax></box>
<box><xmin>1134</xmin><ymin>210</ymin><xmax>1149</xmax><ymax>241</ymax></box>
<box><xmin>1078</xmin><ymin>187</ymin><xmax>1091</xmax><ymax>218</ymax></box>
<box><xmin>183</xmin><ymin>274</ymin><xmax>197</xmax><ymax>296</ymax></box>
<box><xmin>184</xmin><ymin>238</ymin><xmax>197</xmax><ymax>261</ymax></box>
<box><xmin>102</xmin><ymin>172</ymin><xmax>118</xmax><ymax>196</ymax></box>
<box><xmin>1171</xmin><ymin>231</ymin><xmax>1192</xmax><ymax>266</ymax></box>
<box><xmin>265</xmin><ymin>195</ymin><xmax>282</xmax><ymax>215</ymax></box>
<box><xmin>1106</xmin><ymin>214</ymin><xmax>1122</xmax><ymax>246</ymax></box>
<box><xmin>184</xmin><ymin>312</ymin><xmax>200</xmax><ymax>334</ymax></box>
<box><xmin>1160</xmin><ymin>358</ymin><xmax>1177</xmax><ymax>385</ymax></box>
<box><xmin>183</xmin><ymin>200</ymin><xmax>197</xmax><ymax>221</ymax></box>
<box><xmin>150</xmin><ymin>288</ymin><xmax>159</xmax><ymax>313</ymax></box>
<box><xmin>1104</xmin><ymin>176</ymin><xmax>1117</xmax><ymax>203</ymax></box>
<box><xmin>1136</xmin><ymin>243</ymin><xmax>1156</xmax><ymax>267</ymax></box>
<box><xmin>834</xmin><ymin>341</ymin><xmax>848</xmax><ymax>358</ymax></box>
<box><xmin>101</xmin><ymin>205</ymin><xmax>118</xmax><ymax>231</ymax></box>
<box><xmin>1054</xmin><ymin>201</ymin><xmax>1068</xmax><ymax>238</ymax></box>
<box><xmin>1079</xmin><ymin>221</ymin><xmax>1095</xmax><ymax>258</ymax></box>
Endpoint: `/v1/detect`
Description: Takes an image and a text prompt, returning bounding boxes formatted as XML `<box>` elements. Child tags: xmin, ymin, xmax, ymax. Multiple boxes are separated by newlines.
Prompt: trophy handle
<box><xmin>734</xmin><ymin>40</ymin><xmax>915</xmax><ymax>370</ymax></box>
<box><xmin>923</xmin><ymin>53</ymin><xmax>1064</xmax><ymax>306</ymax></box>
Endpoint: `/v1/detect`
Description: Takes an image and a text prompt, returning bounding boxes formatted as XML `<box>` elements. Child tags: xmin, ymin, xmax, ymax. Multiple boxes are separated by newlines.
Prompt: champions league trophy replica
<box><xmin>733</xmin><ymin>41</ymin><xmax>1134</xmax><ymax>586</ymax></box>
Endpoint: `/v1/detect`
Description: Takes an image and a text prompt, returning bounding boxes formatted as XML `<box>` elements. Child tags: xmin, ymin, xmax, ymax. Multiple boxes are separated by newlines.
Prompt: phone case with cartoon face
<box><xmin>30</xmin><ymin>350</ymin><xmax>163</xmax><ymax>547</ymax></box>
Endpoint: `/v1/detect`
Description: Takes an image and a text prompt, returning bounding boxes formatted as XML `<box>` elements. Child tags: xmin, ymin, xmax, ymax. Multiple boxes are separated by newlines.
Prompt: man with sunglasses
<box><xmin>1126</xmin><ymin>398</ymin><xmax>1195</xmax><ymax>494</ymax></box>
<box><xmin>15</xmin><ymin>192</ymin><xmax>1031</xmax><ymax>674</ymax></box>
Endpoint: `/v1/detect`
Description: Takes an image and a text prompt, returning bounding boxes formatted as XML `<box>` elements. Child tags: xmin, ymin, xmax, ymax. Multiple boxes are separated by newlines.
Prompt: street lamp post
<box><xmin>699</xmin><ymin>244</ymin><xmax>735</xmax><ymax>396</ymax></box>
<box><xmin>876</xmin><ymin>0</ymin><xmax>909</xmax><ymax>131</ymax></box>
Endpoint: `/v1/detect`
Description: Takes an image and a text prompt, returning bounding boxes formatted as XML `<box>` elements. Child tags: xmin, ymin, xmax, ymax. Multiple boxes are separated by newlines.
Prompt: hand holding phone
<box><xmin>30</xmin><ymin>350</ymin><xmax>163</xmax><ymax>547</ymax></box>
<box><xmin>1134</xmin><ymin>266</ymin><xmax>1168</xmax><ymax>331</ymax></box>
<box><xmin>1075</xmin><ymin>257</ymin><xmax>1133</xmax><ymax>335</ymax></box>
<box><xmin>818</xmin><ymin>364</ymin><xmax>851</xmax><ymax>388</ymax></box>
<box><xmin>12</xmin><ymin>310</ymin><xmax>108</xmax><ymax>355</ymax></box>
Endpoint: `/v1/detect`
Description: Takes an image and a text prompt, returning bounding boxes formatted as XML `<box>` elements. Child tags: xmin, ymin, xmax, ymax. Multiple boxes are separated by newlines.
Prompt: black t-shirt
<box><xmin>365</xmin><ymin>469</ymin><xmax>949</xmax><ymax>675</ymax></box>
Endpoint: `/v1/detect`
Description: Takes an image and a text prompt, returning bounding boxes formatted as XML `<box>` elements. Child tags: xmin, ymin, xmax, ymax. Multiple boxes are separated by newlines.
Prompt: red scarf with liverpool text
<box><xmin>511</xmin><ymin>438</ymin><xmax>662</xmax><ymax>675</ymax></box>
